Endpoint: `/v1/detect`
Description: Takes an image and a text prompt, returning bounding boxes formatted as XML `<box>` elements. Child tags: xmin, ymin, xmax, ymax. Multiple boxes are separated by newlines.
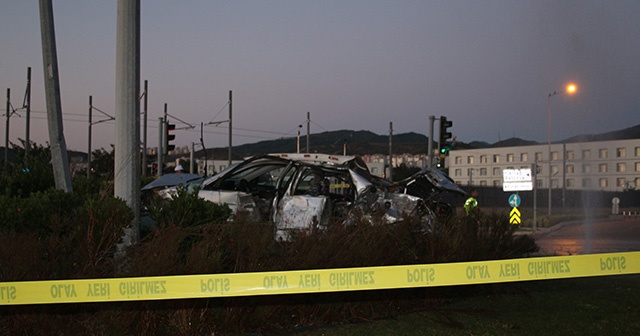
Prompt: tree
<box><xmin>0</xmin><ymin>140</ymin><xmax>55</xmax><ymax>197</ymax></box>
<box><xmin>91</xmin><ymin>147</ymin><xmax>115</xmax><ymax>178</ymax></box>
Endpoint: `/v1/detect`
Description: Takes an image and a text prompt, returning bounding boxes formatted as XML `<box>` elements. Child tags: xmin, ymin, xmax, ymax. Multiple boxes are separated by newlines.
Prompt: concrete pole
<box><xmin>428</xmin><ymin>116</ymin><xmax>435</xmax><ymax>168</ymax></box>
<box><xmin>87</xmin><ymin>95</ymin><xmax>92</xmax><ymax>178</ymax></box>
<box><xmin>190</xmin><ymin>142</ymin><xmax>195</xmax><ymax>174</ymax></box>
<box><xmin>547</xmin><ymin>93</ymin><xmax>552</xmax><ymax>217</ymax></box>
<box><xmin>388</xmin><ymin>121</ymin><xmax>393</xmax><ymax>181</ymax></box>
<box><xmin>562</xmin><ymin>143</ymin><xmax>566</xmax><ymax>212</ymax></box>
<box><xmin>228</xmin><ymin>90</ymin><xmax>232</xmax><ymax>166</ymax></box>
<box><xmin>142</xmin><ymin>80</ymin><xmax>148</xmax><ymax>176</ymax></box>
<box><xmin>115</xmin><ymin>0</ymin><xmax>141</xmax><ymax>244</ymax></box>
<box><xmin>306</xmin><ymin>111</ymin><xmax>310</xmax><ymax>153</ymax></box>
<box><xmin>533</xmin><ymin>159</ymin><xmax>538</xmax><ymax>230</ymax></box>
<box><xmin>38</xmin><ymin>0</ymin><xmax>73</xmax><ymax>192</ymax></box>
<box><xmin>4</xmin><ymin>89</ymin><xmax>9</xmax><ymax>169</ymax></box>
<box><xmin>157</xmin><ymin>118</ymin><xmax>163</xmax><ymax>176</ymax></box>
<box><xmin>25</xmin><ymin>67</ymin><xmax>31</xmax><ymax>159</ymax></box>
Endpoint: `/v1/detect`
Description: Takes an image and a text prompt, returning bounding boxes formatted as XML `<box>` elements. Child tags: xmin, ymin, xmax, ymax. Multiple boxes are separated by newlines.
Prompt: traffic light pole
<box><xmin>428</xmin><ymin>116</ymin><xmax>435</xmax><ymax>168</ymax></box>
<box><xmin>438</xmin><ymin>116</ymin><xmax>453</xmax><ymax>168</ymax></box>
<box><xmin>157</xmin><ymin>117</ymin><xmax>163</xmax><ymax>176</ymax></box>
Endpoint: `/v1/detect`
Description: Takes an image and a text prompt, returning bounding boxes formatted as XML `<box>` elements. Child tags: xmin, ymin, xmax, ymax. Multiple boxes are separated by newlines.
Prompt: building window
<box><xmin>507</xmin><ymin>154</ymin><xmax>514</xmax><ymax>162</ymax></box>
<box><xmin>551</xmin><ymin>151</ymin><xmax>559</xmax><ymax>160</ymax></box>
<box><xmin>599</xmin><ymin>148</ymin><xmax>608</xmax><ymax>159</ymax></box>
<box><xmin>455</xmin><ymin>156</ymin><xmax>462</xmax><ymax>164</ymax></box>
<box><xmin>636</xmin><ymin>162</ymin><xmax>640</xmax><ymax>172</ymax></box>
<box><xmin>493</xmin><ymin>167</ymin><xmax>500</xmax><ymax>176</ymax></box>
<box><xmin>617</xmin><ymin>178</ymin><xmax>626</xmax><ymax>187</ymax></box>
<box><xmin>551</xmin><ymin>179</ymin><xmax>559</xmax><ymax>188</ymax></box>
<box><xmin>582</xmin><ymin>150</ymin><xmax>591</xmax><ymax>159</ymax></box>
<box><xmin>480</xmin><ymin>155</ymin><xmax>488</xmax><ymax>163</ymax></box>
<box><xmin>566</xmin><ymin>179</ymin><xmax>574</xmax><ymax>188</ymax></box>
<box><xmin>467</xmin><ymin>168</ymin><xmax>474</xmax><ymax>176</ymax></box>
<box><xmin>493</xmin><ymin>155</ymin><xmax>500</xmax><ymax>163</ymax></box>
<box><xmin>536</xmin><ymin>179</ymin><xmax>543</xmax><ymax>188</ymax></box>
<box><xmin>617</xmin><ymin>163</ymin><xmax>626</xmax><ymax>172</ymax></box>
<box><xmin>480</xmin><ymin>180</ymin><xmax>487</xmax><ymax>186</ymax></box>
<box><xmin>480</xmin><ymin>168</ymin><xmax>487</xmax><ymax>176</ymax></box>
<box><xmin>636</xmin><ymin>147</ymin><xmax>640</xmax><ymax>157</ymax></box>
<box><xmin>599</xmin><ymin>163</ymin><xmax>608</xmax><ymax>173</ymax></box>
<box><xmin>617</xmin><ymin>148</ymin><xmax>626</xmax><ymax>158</ymax></box>
<box><xmin>467</xmin><ymin>156</ymin><xmax>475</xmax><ymax>164</ymax></box>
<box><xmin>493</xmin><ymin>180</ymin><xmax>501</xmax><ymax>187</ymax></box>
<box><xmin>455</xmin><ymin>169</ymin><xmax>462</xmax><ymax>176</ymax></box>
<box><xmin>535</xmin><ymin>152</ymin><xmax>543</xmax><ymax>161</ymax></box>
<box><xmin>566</xmin><ymin>164</ymin><xmax>574</xmax><ymax>174</ymax></box>
<box><xmin>599</xmin><ymin>178</ymin><xmax>608</xmax><ymax>188</ymax></box>
<box><xmin>566</xmin><ymin>150</ymin><xmax>575</xmax><ymax>160</ymax></box>
<box><xmin>520</xmin><ymin>153</ymin><xmax>528</xmax><ymax>162</ymax></box>
<box><xmin>582</xmin><ymin>178</ymin><xmax>591</xmax><ymax>188</ymax></box>
<box><xmin>582</xmin><ymin>164</ymin><xmax>591</xmax><ymax>173</ymax></box>
<box><xmin>551</xmin><ymin>165</ymin><xmax>559</xmax><ymax>175</ymax></box>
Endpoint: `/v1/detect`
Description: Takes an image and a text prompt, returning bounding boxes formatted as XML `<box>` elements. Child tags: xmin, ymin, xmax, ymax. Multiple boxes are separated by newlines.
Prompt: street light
<box><xmin>547</xmin><ymin>83</ymin><xmax>577</xmax><ymax>217</ymax></box>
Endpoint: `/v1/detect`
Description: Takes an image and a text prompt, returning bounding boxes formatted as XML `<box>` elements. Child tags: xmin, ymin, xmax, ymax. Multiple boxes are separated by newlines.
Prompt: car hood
<box><xmin>395</xmin><ymin>168</ymin><xmax>467</xmax><ymax>200</ymax></box>
<box><xmin>141</xmin><ymin>173</ymin><xmax>203</xmax><ymax>191</ymax></box>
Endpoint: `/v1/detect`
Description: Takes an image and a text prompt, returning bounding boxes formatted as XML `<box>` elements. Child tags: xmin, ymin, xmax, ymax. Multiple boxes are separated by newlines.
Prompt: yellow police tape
<box><xmin>1</xmin><ymin>251</ymin><xmax>638</xmax><ymax>305</ymax></box>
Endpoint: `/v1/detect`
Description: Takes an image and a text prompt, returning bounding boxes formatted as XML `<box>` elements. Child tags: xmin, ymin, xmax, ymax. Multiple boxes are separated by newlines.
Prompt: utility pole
<box><xmin>157</xmin><ymin>117</ymin><xmax>163</xmax><ymax>176</ymax></box>
<box><xmin>228</xmin><ymin>90</ymin><xmax>232</xmax><ymax>166</ymax></box>
<box><xmin>87</xmin><ymin>95</ymin><xmax>92</xmax><ymax>178</ymax></box>
<box><xmin>114</xmin><ymin>0</ymin><xmax>141</xmax><ymax>245</ymax></box>
<box><xmin>39</xmin><ymin>0</ymin><xmax>73</xmax><ymax>192</ymax></box>
<box><xmin>343</xmin><ymin>139</ymin><xmax>347</xmax><ymax>155</ymax></box>
<box><xmin>388</xmin><ymin>121</ymin><xmax>393</xmax><ymax>181</ymax></box>
<box><xmin>4</xmin><ymin>89</ymin><xmax>9</xmax><ymax>169</ymax></box>
<box><xmin>306</xmin><ymin>112</ymin><xmax>310</xmax><ymax>153</ymax></box>
<box><xmin>296</xmin><ymin>125</ymin><xmax>301</xmax><ymax>153</ymax></box>
<box><xmin>533</xmin><ymin>158</ymin><xmax>538</xmax><ymax>231</ymax></box>
<box><xmin>142</xmin><ymin>80</ymin><xmax>148</xmax><ymax>176</ymax></box>
<box><xmin>428</xmin><ymin>116</ymin><xmax>435</xmax><ymax>168</ymax></box>
<box><xmin>190</xmin><ymin>142</ymin><xmax>195</xmax><ymax>174</ymax></box>
<box><xmin>25</xmin><ymin>67</ymin><xmax>31</xmax><ymax>160</ymax></box>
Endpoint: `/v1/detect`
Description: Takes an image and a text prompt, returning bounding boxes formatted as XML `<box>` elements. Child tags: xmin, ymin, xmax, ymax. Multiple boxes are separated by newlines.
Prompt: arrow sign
<box><xmin>509</xmin><ymin>207</ymin><xmax>521</xmax><ymax>225</ymax></box>
<box><xmin>508</xmin><ymin>194</ymin><xmax>521</xmax><ymax>208</ymax></box>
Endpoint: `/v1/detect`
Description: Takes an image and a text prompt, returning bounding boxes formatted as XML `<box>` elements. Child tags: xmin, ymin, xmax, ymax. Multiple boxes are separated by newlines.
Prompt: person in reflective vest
<box><xmin>464</xmin><ymin>188</ymin><xmax>479</xmax><ymax>215</ymax></box>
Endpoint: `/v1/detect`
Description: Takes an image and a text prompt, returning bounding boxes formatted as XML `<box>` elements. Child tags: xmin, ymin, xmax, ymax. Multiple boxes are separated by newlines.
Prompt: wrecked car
<box><xmin>157</xmin><ymin>153</ymin><xmax>467</xmax><ymax>240</ymax></box>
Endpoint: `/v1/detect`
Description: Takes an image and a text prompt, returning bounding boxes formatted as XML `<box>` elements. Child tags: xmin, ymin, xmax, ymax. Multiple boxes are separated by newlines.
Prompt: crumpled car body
<box><xmin>157</xmin><ymin>153</ymin><xmax>466</xmax><ymax>240</ymax></box>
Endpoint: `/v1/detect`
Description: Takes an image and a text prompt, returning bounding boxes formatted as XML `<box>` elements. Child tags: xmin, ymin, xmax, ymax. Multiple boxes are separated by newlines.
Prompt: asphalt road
<box><xmin>531</xmin><ymin>217</ymin><xmax>640</xmax><ymax>256</ymax></box>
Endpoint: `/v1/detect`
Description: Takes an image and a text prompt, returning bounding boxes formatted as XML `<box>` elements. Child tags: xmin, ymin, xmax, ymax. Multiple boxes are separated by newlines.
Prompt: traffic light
<box><xmin>439</xmin><ymin>116</ymin><xmax>453</xmax><ymax>152</ymax></box>
<box><xmin>163</xmin><ymin>121</ymin><xmax>175</xmax><ymax>155</ymax></box>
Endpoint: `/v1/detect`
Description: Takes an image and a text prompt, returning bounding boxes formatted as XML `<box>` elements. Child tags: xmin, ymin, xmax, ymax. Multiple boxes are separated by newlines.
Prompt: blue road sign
<box><xmin>509</xmin><ymin>194</ymin><xmax>521</xmax><ymax>208</ymax></box>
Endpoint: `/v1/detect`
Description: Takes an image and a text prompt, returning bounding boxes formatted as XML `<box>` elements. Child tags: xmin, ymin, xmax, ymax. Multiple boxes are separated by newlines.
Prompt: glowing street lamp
<box><xmin>547</xmin><ymin>83</ymin><xmax>577</xmax><ymax>217</ymax></box>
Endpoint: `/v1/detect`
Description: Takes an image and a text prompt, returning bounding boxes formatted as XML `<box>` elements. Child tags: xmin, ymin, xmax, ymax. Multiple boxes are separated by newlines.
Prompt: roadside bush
<box><xmin>147</xmin><ymin>185</ymin><xmax>232</xmax><ymax>229</ymax></box>
<box><xmin>0</xmin><ymin>141</ymin><xmax>55</xmax><ymax>197</ymax></box>
<box><xmin>0</xmin><ymin>190</ymin><xmax>132</xmax><ymax>281</ymax></box>
<box><xmin>0</xmin><ymin>199</ymin><xmax>537</xmax><ymax>334</ymax></box>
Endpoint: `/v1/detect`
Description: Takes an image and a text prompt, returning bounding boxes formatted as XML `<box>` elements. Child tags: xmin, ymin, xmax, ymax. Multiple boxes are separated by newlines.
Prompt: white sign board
<box><xmin>502</xmin><ymin>168</ymin><xmax>533</xmax><ymax>191</ymax></box>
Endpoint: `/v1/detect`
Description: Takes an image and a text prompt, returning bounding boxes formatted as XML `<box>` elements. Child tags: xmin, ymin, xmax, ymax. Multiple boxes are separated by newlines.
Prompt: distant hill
<box><xmin>200</xmin><ymin>130</ymin><xmax>433</xmax><ymax>159</ymax></box>
<box><xmin>562</xmin><ymin>124</ymin><xmax>640</xmax><ymax>143</ymax></box>
<box><xmin>489</xmin><ymin>137</ymin><xmax>539</xmax><ymax>148</ymax></box>
<box><xmin>3</xmin><ymin>124</ymin><xmax>639</xmax><ymax>162</ymax></box>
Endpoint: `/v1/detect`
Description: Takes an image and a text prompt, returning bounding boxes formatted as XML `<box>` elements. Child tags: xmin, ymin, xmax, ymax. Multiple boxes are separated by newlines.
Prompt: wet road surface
<box><xmin>530</xmin><ymin>217</ymin><xmax>640</xmax><ymax>256</ymax></box>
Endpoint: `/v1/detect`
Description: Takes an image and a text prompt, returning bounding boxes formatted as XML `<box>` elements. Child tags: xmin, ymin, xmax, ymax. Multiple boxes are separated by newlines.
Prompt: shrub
<box><xmin>0</xmin><ymin>200</ymin><xmax>537</xmax><ymax>334</ymax></box>
<box><xmin>0</xmin><ymin>190</ymin><xmax>132</xmax><ymax>281</ymax></box>
<box><xmin>147</xmin><ymin>185</ymin><xmax>232</xmax><ymax>229</ymax></box>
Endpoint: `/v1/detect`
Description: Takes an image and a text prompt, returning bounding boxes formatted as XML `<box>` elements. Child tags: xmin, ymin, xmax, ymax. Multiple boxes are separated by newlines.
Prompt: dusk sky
<box><xmin>2</xmin><ymin>1</ymin><xmax>639</xmax><ymax>152</ymax></box>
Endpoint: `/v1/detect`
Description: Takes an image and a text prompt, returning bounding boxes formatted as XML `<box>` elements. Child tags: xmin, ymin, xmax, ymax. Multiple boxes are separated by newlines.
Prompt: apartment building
<box><xmin>447</xmin><ymin>139</ymin><xmax>640</xmax><ymax>192</ymax></box>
